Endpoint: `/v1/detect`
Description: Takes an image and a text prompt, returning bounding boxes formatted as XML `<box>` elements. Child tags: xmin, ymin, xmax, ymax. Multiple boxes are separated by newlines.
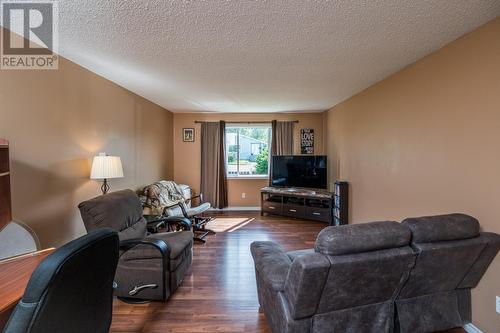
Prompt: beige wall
<box><xmin>325</xmin><ymin>18</ymin><xmax>500</xmax><ymax>332</ymax></box>
<box><xmin>173</xmin><ymin>113</ymin><xmax>324</xmax><ymax>207</ymax></box>
<box><xmin>0</xmin><ymin>42</ymin><xmax>174</xmax><ymax>248</ymax></box>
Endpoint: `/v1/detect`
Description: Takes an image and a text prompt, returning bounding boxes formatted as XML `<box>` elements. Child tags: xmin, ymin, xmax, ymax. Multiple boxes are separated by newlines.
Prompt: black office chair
<box><xmin>3</xmin><ymin>228</ymin><xmax>119</xmax><ymax>333</ymax></box>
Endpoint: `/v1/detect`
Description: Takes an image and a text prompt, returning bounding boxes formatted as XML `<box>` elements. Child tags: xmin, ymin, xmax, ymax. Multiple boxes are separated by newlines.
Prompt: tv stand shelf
<box><xmin>260</xmin><ymin>186</ymin><xmax>334</xmax><ymax>224</ymax></box>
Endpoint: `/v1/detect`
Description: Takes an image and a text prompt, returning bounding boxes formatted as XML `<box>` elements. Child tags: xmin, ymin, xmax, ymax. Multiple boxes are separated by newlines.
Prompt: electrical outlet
<box><xmin>241</xmin><ymin>192</ymin><xmax>246</xmax><ymax>199</ymax></box>
<box><xmin>496</xmin><ymin>296</ymin><xmax>500</xmax><ymax>314</ymax></box>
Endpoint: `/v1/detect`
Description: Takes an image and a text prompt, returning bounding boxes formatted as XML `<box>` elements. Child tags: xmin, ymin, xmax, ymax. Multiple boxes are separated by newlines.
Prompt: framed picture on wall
<box><xmin>300</xmin><ymin>129</ymin><xmax>314</xmax><ymax>154</ymax></box>
<box><xmin>183</xmin><ymin>128</ymin><xmax>195</xmax><ymax>142</ymax></box>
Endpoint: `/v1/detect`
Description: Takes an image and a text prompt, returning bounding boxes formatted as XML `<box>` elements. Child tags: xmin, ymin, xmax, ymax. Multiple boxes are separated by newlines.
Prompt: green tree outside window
<box><xmin>255</xmin><ymin>147</ymin><xmax>269</xmax><ymax>174</ymax></box>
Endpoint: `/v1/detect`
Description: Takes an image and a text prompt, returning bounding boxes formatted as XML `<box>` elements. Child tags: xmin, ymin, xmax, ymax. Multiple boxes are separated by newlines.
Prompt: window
<box><xmin>226</xmin><ymin>124</ymin><xmax>271</xmax><ymax>177</ymax></box>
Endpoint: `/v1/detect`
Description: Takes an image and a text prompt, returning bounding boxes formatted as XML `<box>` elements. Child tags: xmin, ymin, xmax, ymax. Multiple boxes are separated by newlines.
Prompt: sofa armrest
<box><xmin>250</xmin><ymin>241</ymin><xmax>292</xmax><ymax>291</ymax></box>
<box><xmin>286</xmin><ymin>248</ymin><xmax>315</xmax><ymax>261</ymax></box>
<box><xmin>163</xmin><ymin>202</ymin><xmax>189</xmax><ymax>218</ymax></box>
<box><xmin>120</xmin><ymin>238</ymin><xmax>170</xmax><ymax>262</ymax></box>
<box><xmin>118</xmin><ymin>238</ymin><xmax>170</xmax><ymax>301</ymax></box>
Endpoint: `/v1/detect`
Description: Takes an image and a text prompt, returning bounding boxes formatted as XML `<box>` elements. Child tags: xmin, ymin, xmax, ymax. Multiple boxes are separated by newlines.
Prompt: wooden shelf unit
<box><xmin>0</xmin><ymin>139</ymin><xmax>11</xmax><ymax>232</ymax></box>
<box><xmin>333</xmin><ymin>181</ymin><xmax>348</xmax><ymax>226</ymax></box>
<box><xmin>261</xmin><ymin>186</ymin><xmax>334</xmax><ymax>223</ymax></box>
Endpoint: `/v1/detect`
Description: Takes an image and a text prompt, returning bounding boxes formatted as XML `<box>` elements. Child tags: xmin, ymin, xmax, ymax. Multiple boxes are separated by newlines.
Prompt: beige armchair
<box><xmin>140</xmin><ymin>181</ymin><xmax>215</xmax><ymax>242</ymax></box>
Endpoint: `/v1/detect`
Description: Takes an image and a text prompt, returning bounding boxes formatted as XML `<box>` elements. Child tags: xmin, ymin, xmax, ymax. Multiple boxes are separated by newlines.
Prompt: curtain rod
<box><xmin>194</xmin><ymin>120</ymin><xmax>299</xmax><ymax>124</ymax></box>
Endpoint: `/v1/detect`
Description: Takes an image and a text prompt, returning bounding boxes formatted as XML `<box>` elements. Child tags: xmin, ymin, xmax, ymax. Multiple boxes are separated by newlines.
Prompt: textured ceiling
<box><xmin>52</xmin><ymin>1</ymin><xmax>500</xmax><ymax>112</ymax></box>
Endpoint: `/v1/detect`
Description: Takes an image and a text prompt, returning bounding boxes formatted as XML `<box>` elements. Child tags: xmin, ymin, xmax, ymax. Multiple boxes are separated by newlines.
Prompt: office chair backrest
<box><xmin>78</xmin><ymin>189</ymin><xmax>147</xmax><ymax>241</ymax></box>
<box><xmin>3</xmin><ymin>229</ymin><xmax>119</xmax><ymax>333</ymax></box>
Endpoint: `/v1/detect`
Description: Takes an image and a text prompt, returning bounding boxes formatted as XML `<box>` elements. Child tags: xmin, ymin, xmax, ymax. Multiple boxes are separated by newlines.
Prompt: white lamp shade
<box><xmin>90</xmin><ymin>153</ymin><xmax>124</xmax><ymax>180</ymax></box>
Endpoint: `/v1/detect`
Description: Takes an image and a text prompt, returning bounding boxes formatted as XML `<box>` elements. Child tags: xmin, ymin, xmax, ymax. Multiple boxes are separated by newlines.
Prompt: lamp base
<box><xmin>101</xmin><ymin>179</ymin><xmax>110</xmax><ymax>195</ymax></box>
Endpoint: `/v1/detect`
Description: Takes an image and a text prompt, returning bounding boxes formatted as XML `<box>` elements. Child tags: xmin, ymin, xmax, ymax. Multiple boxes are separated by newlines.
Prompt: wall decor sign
<box><xmin>183</xmin><ymin>128</ymin><xmax>195</xmax><ymax>142</ymax></box>
<box><xmin>300</xmin><ymin>129</ymin><xmax>314</xmax><ymax>154</ymax></box>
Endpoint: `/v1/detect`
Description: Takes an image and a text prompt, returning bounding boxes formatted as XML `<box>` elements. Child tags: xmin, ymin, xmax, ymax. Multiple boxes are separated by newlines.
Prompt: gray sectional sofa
<box><xmin>250</xmin><ymin>213</ymin><xmax>500</xmax><ymax>333</ymax></box>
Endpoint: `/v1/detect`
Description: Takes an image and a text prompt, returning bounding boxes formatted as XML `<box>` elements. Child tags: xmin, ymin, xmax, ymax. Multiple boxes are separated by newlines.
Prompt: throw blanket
<box><xmin>140</xmin><ymin>180</ymin><xmax>186</xmax><ymax>215</ymax></box>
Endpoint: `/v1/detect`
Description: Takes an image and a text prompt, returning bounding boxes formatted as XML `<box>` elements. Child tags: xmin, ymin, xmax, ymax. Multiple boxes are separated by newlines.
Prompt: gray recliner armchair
<box><xmin>396</xmin><ymin>213</ymin><xmax>500</xmax><ymax>333</ymax></box>
<box><xmin>251</xmin><ymin>221</ymin><xmax>415</xmax><ymax>333</ymax></box>
<box><xmin>78</xmin><ymin>189</ymin><xmax>194</xmax><ymax>302</ymax></box>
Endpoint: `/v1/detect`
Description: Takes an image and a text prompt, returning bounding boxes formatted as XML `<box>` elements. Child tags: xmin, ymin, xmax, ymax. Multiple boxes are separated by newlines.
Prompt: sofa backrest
<box><xmin>314</xmin><ymin>221</ymin><xmax>411</xmax><ymax>255</ymax></box>
<box><xmin>78</xmin><ymin>189</ymin><xmax>147</xmax><ymax>241</ymax></box>
<box><xmin>399</xmin><ymin>213</ymin><xmax>488</xmax><ymax>298</ymax></box>
<box><xmin>283</xmin><ymin>221</ymin><xmax>415</xmax><ymax>320</ymax></box>
<box><xmin>458</xmin><ymin>232</ymin><xmax>500</xmax><ymax>288</ymax></box>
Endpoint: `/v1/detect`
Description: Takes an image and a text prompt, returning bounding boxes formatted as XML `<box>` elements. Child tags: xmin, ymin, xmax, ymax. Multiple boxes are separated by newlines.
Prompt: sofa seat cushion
<box><xmin>121</xmin><ymin>231</ymin><xmax>193</xmax><ymax>271</ymax></box>
<box><xmin>315</xmin><ymin>221</ymin><xmax>411</xmax><ymax>255</ymax></box>
<box><xmin>402</xmin><ymin>213</ymin><xmax>479</xmax><ymax>243</ymax></box>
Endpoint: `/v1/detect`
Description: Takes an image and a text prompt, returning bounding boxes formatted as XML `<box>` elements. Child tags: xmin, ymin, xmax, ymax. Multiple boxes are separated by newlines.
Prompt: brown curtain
<box><xmin>271</xmin><ymin>120</ymin><xmax>294</xmax><ymax>155</ymax></box>
<box><xmin>201</xmin><ymin>121</ymin><xmax>228</xmax><ymax>208</ymax></box>
<box><xmin>270</xmin><ymin>120</ymin><xmax>295</xmax><ymax>185</ymax></box>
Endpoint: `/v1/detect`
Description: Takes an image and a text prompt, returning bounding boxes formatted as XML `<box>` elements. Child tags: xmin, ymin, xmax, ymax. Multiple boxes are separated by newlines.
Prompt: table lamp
<box><xmin>90</xmin><ymin>152</ymin><xmax>124</xmax><ymax>194</ymax></box>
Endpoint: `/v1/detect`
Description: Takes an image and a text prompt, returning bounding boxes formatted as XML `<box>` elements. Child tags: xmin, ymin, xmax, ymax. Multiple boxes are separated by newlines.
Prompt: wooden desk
<box><xmin>0</xmin><ymin>248</ymin><xmax>55</xmax><ymax>329</ymax></box>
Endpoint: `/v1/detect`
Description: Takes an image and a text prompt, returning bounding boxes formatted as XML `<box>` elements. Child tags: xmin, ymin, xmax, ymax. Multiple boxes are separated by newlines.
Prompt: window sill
<box><xmin>227</xmin><ymin>176</ymin><xmax>269</xmax><ymax>180</ymax></box>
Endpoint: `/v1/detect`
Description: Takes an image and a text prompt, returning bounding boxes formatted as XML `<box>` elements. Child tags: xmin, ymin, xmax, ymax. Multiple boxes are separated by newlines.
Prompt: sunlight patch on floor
<box><xmin>206</xmin><ymin>217</ymin><xmax>255</xmax><ymax>232</ymax></box>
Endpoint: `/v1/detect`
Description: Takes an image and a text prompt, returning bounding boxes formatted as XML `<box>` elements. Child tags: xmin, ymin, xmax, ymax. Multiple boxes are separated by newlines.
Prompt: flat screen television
<box><xmin>271</xmin><ymin>155</ymin><xmax>327</xmax><ymax>189</ymax></box>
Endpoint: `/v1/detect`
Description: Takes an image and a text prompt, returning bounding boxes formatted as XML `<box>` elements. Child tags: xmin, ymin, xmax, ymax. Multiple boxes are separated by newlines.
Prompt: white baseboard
<box><xmin>464</xmin><ymin>323</ymin><xmax>483</xmax><ymax>333</ymax></box>
<box><xmin>209</xmin><ymin>206</ymin><xmax>261</xmax><ymax>211</ymax></box>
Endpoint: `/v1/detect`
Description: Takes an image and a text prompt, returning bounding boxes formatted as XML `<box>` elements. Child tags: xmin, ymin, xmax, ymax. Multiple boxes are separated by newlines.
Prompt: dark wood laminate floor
<box><xmin>110</xmin><ymin>212</ymin><xmax>466</xmax><ymax>333</ymax></box>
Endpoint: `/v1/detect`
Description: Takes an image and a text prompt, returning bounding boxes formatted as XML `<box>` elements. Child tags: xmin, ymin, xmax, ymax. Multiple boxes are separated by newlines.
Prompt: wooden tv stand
<box><xmin>260</xmin><ymin>186</ymin><xmax>334</xmax><ymax>224</ymax></box>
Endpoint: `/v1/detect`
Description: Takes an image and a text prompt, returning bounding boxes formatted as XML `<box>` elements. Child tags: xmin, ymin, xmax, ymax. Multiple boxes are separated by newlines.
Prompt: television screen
<box><xmin>271</xmin><ymin>155</ymin><xmax>327</xmax><ymax>189</ymax></box>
